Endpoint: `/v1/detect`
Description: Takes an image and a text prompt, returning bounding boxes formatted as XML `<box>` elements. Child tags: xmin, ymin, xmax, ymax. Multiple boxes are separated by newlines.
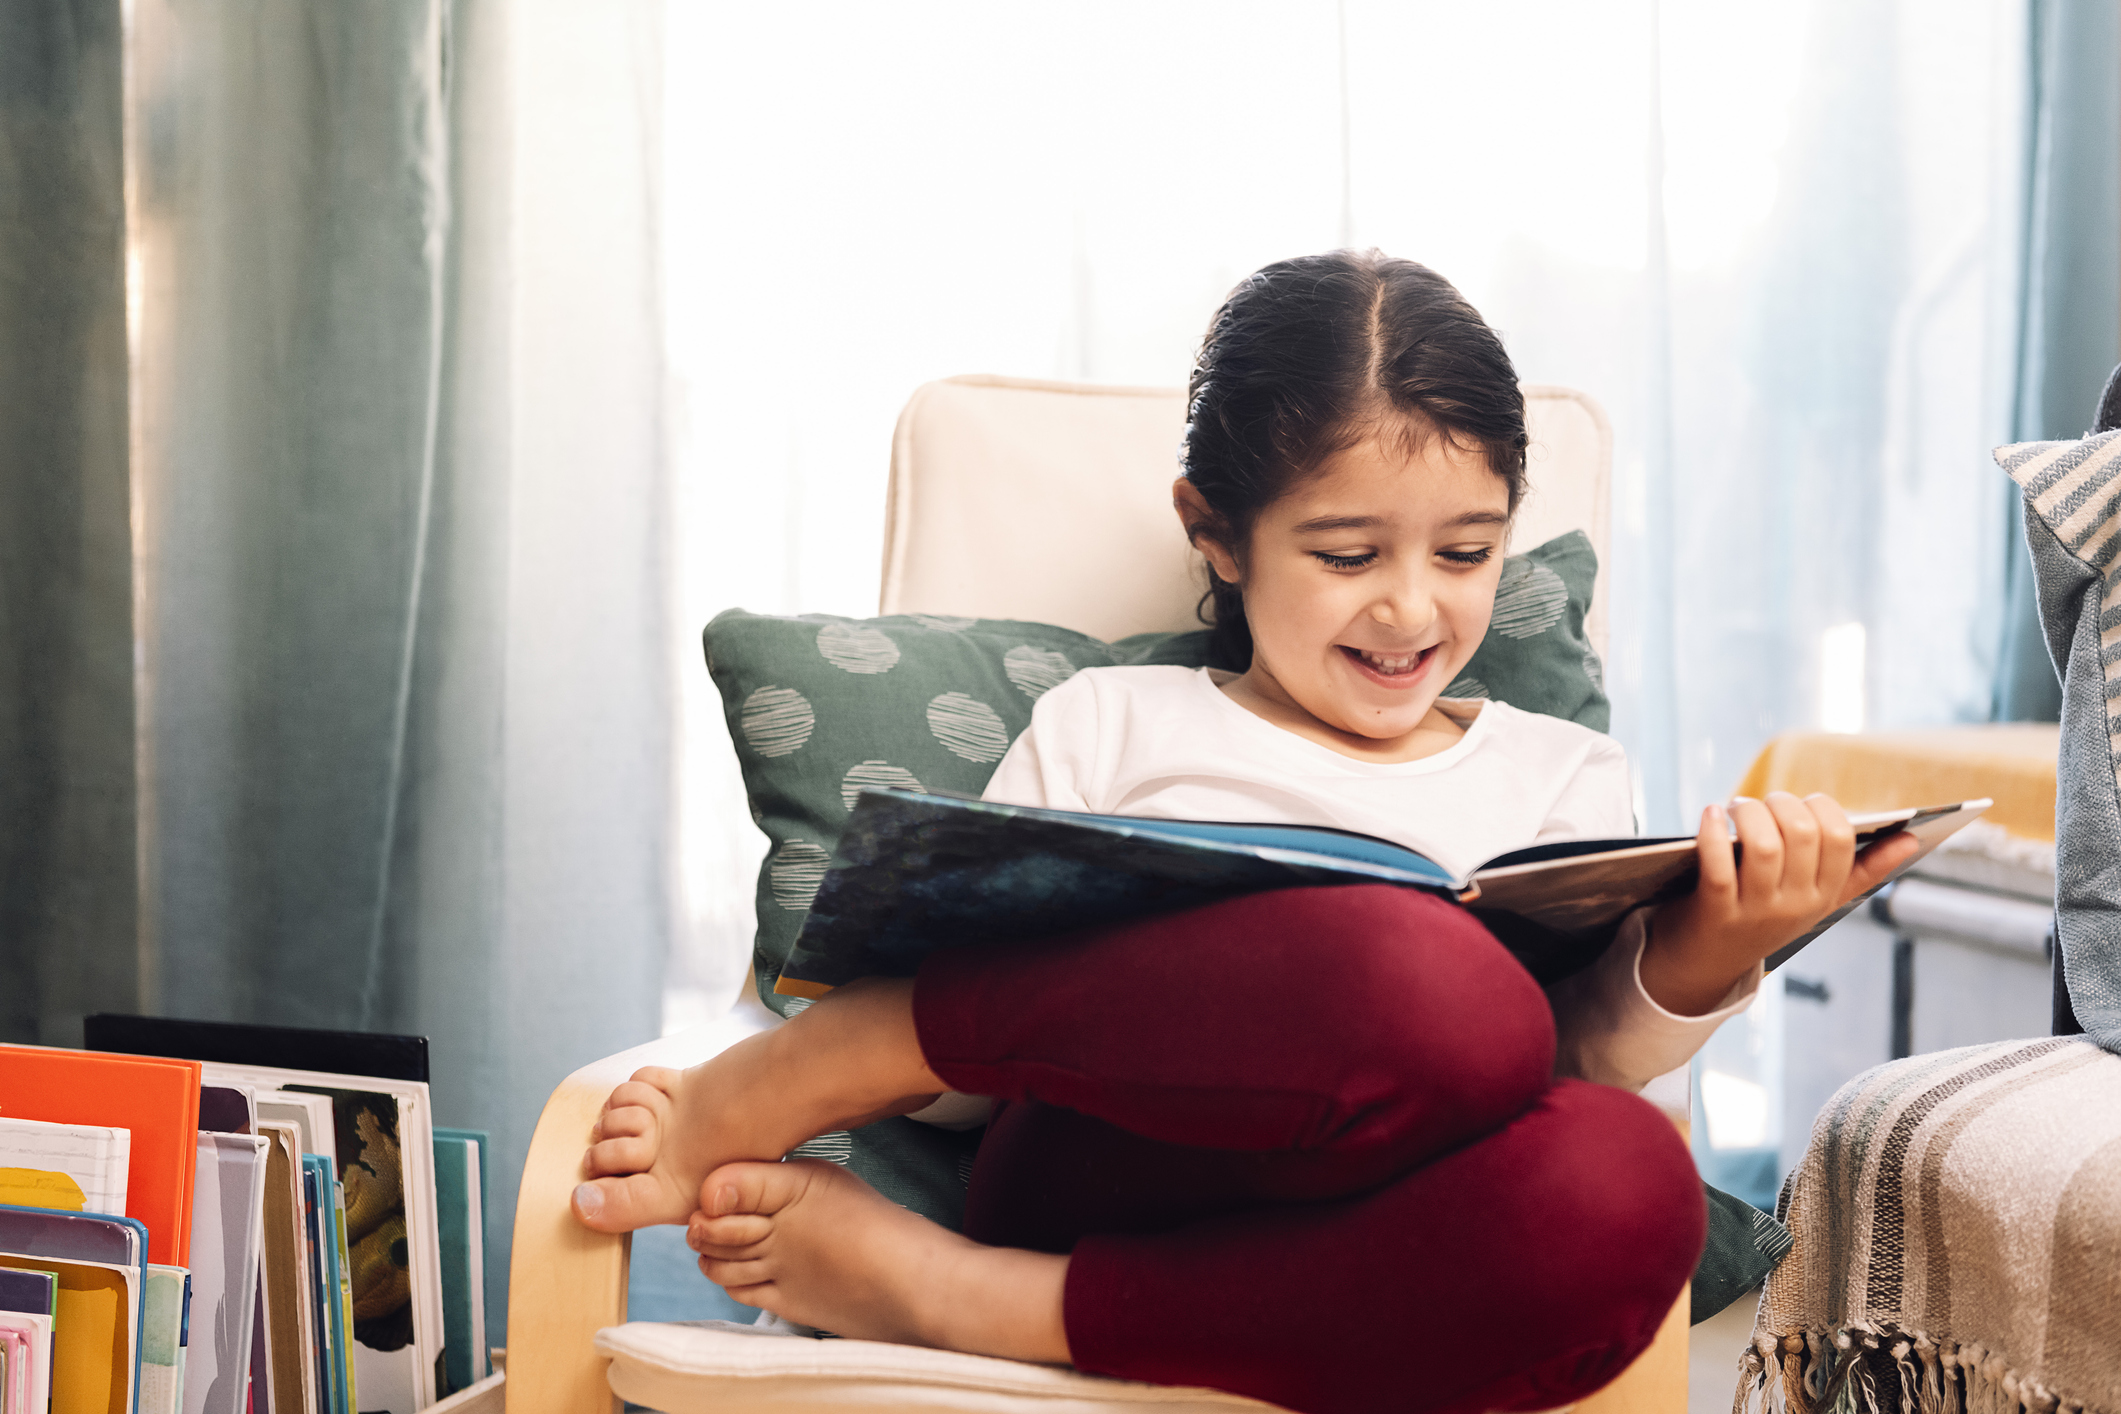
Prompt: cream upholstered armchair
<box><xmin>497</xmin><ymin>376</ymin><xmax>1687</xmax><ymax>1414</ymax></box>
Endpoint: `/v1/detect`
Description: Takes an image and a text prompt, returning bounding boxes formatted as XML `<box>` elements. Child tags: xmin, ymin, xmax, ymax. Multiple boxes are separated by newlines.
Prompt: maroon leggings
<box><xmin>912</xmin><ymin>885</ymin><xmax>1705</xmax><ymax>1414</ymax></box>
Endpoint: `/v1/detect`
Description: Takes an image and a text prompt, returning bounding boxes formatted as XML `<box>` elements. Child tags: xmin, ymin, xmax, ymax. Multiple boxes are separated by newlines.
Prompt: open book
<box><xmin>773</xmin><ymin>788</ymin><xmax>1991</xmax><ymax>999</ymax></box>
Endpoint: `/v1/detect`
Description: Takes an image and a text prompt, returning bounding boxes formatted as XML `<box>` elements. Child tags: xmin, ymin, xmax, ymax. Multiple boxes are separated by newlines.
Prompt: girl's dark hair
<box><xmin>1182</xmin><ymin>250</ymin><xmax>1528</xmax><ymax>669</ymax></box>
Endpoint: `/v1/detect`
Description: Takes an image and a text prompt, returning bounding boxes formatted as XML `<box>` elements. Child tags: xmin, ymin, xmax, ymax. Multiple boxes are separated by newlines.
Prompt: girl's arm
<box><xmin>1638</xmin><ymin>793</ymin><xmax>1919</xmax><ymax>1017</ymax></box>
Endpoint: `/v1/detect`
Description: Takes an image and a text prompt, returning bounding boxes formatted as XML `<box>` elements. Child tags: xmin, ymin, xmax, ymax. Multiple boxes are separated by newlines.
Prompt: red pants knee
<box><xmin>919</xmin><ymin>884</ymin><xmax>1556</xmax><ymax>1197</ymax></box>
<box><xmin>1062</xmin><ymin>1081</ymin><xmax>1705</xmax><ymax>1414</ymax></box>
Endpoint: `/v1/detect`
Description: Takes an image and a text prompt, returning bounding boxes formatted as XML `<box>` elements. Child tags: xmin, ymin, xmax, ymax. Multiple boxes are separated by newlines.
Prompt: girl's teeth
<box><xmin>1360</xmin><ymin>649</ymin><xmax>1421</xmax><ymax>674</ymax></box>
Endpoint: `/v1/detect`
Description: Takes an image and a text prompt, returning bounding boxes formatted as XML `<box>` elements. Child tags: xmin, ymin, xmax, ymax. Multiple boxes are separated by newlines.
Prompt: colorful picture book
<box><xmin>0</xmin><ymin>1049</ymin><xmax>201</xmax><ymax>1267</ymax></box>
<box><xmin>0</xmin><ymin>1120</ymin><xmax>130</xmax><ymax>1218</ymax></box>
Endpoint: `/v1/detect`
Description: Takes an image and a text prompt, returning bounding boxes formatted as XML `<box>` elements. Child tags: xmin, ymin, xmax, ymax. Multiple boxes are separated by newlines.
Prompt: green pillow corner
<box><xmin>703</xmin><ymin>609</ymin><xmax>1126</xmax><ymax>1016</ymax></box>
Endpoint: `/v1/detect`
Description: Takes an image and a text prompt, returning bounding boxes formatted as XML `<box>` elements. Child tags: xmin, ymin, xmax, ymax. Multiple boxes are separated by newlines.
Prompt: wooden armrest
<box><xmin>504</xmin><ymin>983</ymin><xmax>777</xmax><ymax>1414</ymax></box>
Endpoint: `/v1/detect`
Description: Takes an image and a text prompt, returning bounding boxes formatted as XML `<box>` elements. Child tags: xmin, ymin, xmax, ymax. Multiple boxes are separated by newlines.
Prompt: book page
<box><xmin>0</xmin><ymin>1120</ymin><xmax>129</xmax><ymax>1217</ymax></box>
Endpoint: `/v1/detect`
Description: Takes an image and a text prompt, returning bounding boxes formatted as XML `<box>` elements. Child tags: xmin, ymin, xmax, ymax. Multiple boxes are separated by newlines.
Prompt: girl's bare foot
<box><xmin>689</xmin><ymin>1159</ymin><xmax>1070</xmax><ymax>1366</ymax></box>
<box><xmin>572</xmin><ymin>978</ymin><xmax>949</xmax><ymax>1232</ymax></box>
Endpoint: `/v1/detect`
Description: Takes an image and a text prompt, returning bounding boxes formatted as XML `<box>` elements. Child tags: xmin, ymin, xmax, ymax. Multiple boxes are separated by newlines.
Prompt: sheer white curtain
<box><xmin>662</xmin><ymin>1</ymin><xmax>2028</xmax><ymax>1031</ymax></box>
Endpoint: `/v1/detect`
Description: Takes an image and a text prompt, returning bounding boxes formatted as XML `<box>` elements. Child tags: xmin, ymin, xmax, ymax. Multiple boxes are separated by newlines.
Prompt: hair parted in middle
<box><xmin>1180</xmin><ymin>249</ymin><xmax>1528</xmax><ymax>670</ymax></box>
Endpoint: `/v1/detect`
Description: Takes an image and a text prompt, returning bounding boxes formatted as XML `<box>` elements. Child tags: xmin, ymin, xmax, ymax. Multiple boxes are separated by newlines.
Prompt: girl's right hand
<box><xmin>1638</xmin><ymin>791</ymin><xmax>1918</xmax><ymax>1017</ymax></box>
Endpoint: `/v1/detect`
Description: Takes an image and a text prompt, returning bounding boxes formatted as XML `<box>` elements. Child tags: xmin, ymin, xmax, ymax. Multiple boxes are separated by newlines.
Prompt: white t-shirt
<box><xmin>959</xmin><ymin>666</ymin><xmax>1758</xmax><ymax>1100</ymax></box>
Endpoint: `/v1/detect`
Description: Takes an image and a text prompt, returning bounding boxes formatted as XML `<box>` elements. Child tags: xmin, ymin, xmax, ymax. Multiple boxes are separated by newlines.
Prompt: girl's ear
<box><xmin>1172</xmin><ymin>477</ymin><xmax>1243</xmax><ymax>586</ymax></box>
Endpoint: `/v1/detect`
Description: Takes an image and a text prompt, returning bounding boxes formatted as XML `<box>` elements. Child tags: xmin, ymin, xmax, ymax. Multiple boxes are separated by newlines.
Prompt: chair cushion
<box><xmin>704</xmin><ymin>532</ymin><xmax>1604</xmax><ymax>1229</ymax></box>
<box><xmin>596</xmin><ymin>1322</ymin><xmax>1287</xmax><ymax>1414</ymax></box>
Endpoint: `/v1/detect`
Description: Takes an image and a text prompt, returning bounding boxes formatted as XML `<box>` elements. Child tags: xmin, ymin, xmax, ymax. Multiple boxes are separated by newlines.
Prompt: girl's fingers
<box><xmin>1763</xmin><ymin>791</ymin><xmax>1821</xmax><ymax>895</ymax></box>
<box><xmin>1842</xmin><ymin>829</ymin><xmax>1921</xmax><ymax>905</ymax></box>
<box><xmin>1804</xmin><ymin>793</ymin><xmax>1857</xmax><ymax>895</ymax></box>
<box><xmin>1728</xmin><ymin>797</ymin><xmax>1782</xmax><ymax>902</ymax></box>
<box><xmin>1695</xmin><ymin>803</ymin><xmax>1737</xmax><ymax>903</ymax></box>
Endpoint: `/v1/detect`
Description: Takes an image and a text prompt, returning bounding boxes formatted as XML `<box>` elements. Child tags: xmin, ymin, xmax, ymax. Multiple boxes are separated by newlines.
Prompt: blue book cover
<box><xmin>301</xmin><ymin>1157</ymin><xmax>343</xmax><ymax>1414</ymax></box>
<box><xmin>430</xmin><ymin>1140</ymin><xmax>473</xmax><ymax>1395</ymax></box>
<box><xmin>0</xmin><ymin>1204</ymin><xmax>149</xmax><ymax>1403</ymax></box>
<box><xmin>430</xmin><ymin>1130</ymin><xmax>488</xmax><ymax>1391</ymax></box>
<box><xmin>328</xmin><ymin>1174</ymin><xmax>356</xmax><ymax>1414</ymax></box>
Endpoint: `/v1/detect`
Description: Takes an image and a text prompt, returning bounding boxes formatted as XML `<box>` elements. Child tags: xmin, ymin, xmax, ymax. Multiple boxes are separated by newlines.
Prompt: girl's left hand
<box><xmin>1639</xmin><ymin>791</ymin><xmax>1919</xmax><ymax>1017</ymax></box>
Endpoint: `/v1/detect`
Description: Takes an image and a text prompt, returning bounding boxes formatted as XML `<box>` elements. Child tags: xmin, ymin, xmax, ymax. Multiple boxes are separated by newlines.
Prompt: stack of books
<box><xmin>0</xmin><ymin>1018</ymin><xmax>492</xmax><ymax>1414</ymax></box>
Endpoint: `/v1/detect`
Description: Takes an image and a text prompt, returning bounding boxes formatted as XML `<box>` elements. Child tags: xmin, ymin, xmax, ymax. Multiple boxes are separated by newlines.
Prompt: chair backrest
<box><xmin>879</xmin><ymin>373</ymin><xmax>1612</xmax><ymax>655</ymax></box>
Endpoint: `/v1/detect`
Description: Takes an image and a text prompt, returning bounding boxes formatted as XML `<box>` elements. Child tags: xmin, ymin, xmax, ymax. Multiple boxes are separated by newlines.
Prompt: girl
<box><xmin>573</xmin><ymin>251</ymin><xmax>1913</xmax><ymax>1414</ymax></box>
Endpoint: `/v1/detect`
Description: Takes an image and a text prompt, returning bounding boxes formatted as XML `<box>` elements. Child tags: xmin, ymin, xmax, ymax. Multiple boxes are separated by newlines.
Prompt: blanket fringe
<box><xmin>1737</xmin><ymin>1328</ymin><xmax>2091</xmax><ymax>1414</ymax></box>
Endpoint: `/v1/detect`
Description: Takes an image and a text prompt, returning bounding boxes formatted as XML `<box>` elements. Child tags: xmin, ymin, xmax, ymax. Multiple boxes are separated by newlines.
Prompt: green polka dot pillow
<box><xmin>705</xmin><ymin>528</ymin><xmax>1606</xmax><ymax>1022</ymax></box>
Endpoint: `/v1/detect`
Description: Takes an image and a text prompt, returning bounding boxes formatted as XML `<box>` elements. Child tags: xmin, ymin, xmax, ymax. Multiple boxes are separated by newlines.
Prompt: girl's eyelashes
<box><xmin>1308</xmin><ymin>546</ymin><xmax>1498</xmax><ymax>569</ymax></box>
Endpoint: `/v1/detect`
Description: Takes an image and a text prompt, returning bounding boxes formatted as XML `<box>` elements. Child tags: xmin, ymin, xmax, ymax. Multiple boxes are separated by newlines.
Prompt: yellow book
<box><xmin>0</xmin><ymin>1256</ymin><xmax>130</xmax><ymax>1414</ymax></box>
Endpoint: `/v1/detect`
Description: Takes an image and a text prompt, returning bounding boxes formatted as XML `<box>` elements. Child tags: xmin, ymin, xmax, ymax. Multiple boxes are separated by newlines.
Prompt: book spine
<box><xmin>331</xmin><ymin>1178</ymin><xmax>355</xmax><ymax>1414</ymax></box>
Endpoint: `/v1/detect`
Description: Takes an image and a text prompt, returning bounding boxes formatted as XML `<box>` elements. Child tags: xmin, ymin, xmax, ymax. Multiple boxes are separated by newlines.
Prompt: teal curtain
<box><xmin>4</xmin><ymin>0</ymin><xmax>677</xmax><ymax>1346</ymax></box>
<box><xmin>1994</xmin><ymin>0</ymin><xmax>2120</xmax><ymax>722</ymax></box>
<box><xmin>0</xmin><ymin>0</ymin><xmax>138</xmax><ymax>1043</ymax></box>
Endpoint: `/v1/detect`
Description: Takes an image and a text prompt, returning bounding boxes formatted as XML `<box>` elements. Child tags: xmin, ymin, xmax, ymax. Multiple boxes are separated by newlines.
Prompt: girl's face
<box><xmin>1197</xmin><ymin>429</ymin><xmax>1512</xmax><ymax>746</ymax></box>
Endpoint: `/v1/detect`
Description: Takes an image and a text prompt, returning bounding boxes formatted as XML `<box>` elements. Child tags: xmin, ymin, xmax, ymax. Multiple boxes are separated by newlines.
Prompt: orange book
<box><xmin>0</xmin><ymin>1047</ymin><xmax>200</xmax><ymax>1266</ymax></box>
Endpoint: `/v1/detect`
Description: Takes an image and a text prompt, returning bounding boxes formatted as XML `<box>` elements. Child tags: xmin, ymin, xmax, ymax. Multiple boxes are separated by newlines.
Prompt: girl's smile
<box><xmin>1340</xmin><ymin>642</ymin><xmax>1441</xmax><ymax>686</ymax></box>
<box><xmin>1175</xmin><ymin>421</ymin><xmax>1512</xmax><ymax>764</ymax></box>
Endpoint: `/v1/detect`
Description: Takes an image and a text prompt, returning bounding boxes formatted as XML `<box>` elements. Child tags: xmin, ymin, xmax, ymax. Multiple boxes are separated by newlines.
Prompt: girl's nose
<box><xmin>1371</xmin><ymin>571</ymin><xmax>1437</xmax><ymax>634</ymax></box>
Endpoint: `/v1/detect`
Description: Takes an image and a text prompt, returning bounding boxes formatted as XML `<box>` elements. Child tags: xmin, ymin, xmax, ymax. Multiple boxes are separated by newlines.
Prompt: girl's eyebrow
<box><xmin>1289</xmin><ymin>510</ymin><xmax>1509</xmax><ymax>533</ymax></box>
<box><xmin>1289</xmin><ymin>514</ymin><xmax>1381</xmax><ymax>533</ymax></box>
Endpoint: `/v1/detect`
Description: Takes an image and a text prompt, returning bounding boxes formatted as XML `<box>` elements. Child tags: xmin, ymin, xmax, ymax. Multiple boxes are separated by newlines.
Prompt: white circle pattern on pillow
<box><xmin>911</xmin><ymin>614</ymin><xmax>975</xmax><ymax>631</ymax></box>
<box><xmin>1581</xmin><ymin>643</ymin><xmax>1604</xmax><ymax>691</ymax></box>
<box><xmin>1444</xmin><ymin>675</ymin><xmax>1490</xmax><ymax>699</ymax></box>
<box><xmin>1002</xmin><ymin>645</ymin><xmax>1075</xmax><ymax>699</ymax></box>
<box><xmin>1489</xmin><ymin>558</ymin><xmax>1569</xmax><ymax>640</ymax></box>
<box><xmin>816</xmin><ymin>622</ymin><xmax>900</xmax><ymax>674</ymax></box>
<box><xmin>767</xmin><ymin>838</ymin><xmax>831</xmax><ymax>910</ymax></box>
<box><xmin>839</xmin><ymin>760</ymin><xmax>924</xmax><ymax>811</ymax></box>
<box><xmin>926</xmin><ymin>692</ymin><xmax>1010</xmax><ymax>762</ymax></box>
<box><xmin>739</xmin><ymin>686</ymin><xmax>815</xmax><ymax>757</ymax></box>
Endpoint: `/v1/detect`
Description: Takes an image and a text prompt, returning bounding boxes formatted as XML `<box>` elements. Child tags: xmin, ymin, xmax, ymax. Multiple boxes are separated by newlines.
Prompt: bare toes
<box><xmin>689</xmin><ymin>1211</ymin><xmax>772</xmax><ymax>1251</ymax></box>
<box><xmin>586</xmin><ymin>1135</ymin><xmax>657</xmax><ymax>1176</ymax></box>
<box><xmin>573</xmin><ymin>1172</ymin><xmax>686</xmax><ymax>1233</ymax></box>
<box><xmin>606</xmin><ymin>1080</ymin><xmax>672</xmax><ymax>1113</ymax></box>
<box><xmin>700</xmin><ymin>1257</ymin><xmax>773</xmax><ymax>1288</ymax></box>
<box><xmin>596</xmin><ymin>1105</ymin><xmax>656</xmax><ymax>1140</ymax></box>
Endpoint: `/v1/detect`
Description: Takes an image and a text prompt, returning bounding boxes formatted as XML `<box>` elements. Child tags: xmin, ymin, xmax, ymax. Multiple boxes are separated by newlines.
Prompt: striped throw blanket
<box><xmin>1737</xmin><ymin>1037</ymin><xmax>2121</xmax><ymax>1414</ymax></box>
